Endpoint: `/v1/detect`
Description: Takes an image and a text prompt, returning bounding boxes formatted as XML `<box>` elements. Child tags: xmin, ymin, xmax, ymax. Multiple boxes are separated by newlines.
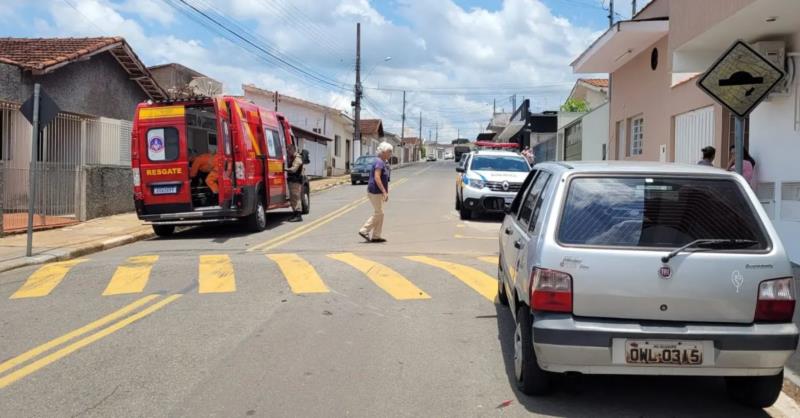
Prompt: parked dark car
<box><xmin>351</xmin><ymin>155</ymin><xmax>378</xmax><ymax>185</ymax></box>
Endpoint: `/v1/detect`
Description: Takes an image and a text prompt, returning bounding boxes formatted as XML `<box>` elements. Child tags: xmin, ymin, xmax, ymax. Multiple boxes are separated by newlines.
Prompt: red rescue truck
<box><xmin>131</xmin><ymin>96</ymin><xmax>309</xmax><ymax>236</ymax></box>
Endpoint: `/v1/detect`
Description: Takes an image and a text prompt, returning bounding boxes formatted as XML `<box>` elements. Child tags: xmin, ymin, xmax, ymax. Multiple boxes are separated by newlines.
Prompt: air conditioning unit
<box><xmin>752</xmin><ymin>41</ymin><xmax>792</xmax><ymax>98</ymax></box>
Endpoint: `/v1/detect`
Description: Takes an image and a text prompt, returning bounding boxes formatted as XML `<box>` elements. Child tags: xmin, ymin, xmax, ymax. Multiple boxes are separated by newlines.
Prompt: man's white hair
<box><xmin>377</xmin><ymin>141</ymin><xmax>393</xmax><ymax>154</ymax></box>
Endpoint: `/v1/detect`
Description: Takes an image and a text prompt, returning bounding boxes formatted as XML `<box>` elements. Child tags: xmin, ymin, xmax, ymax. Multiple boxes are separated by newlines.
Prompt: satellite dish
<box><xmin>189</xmin><ymin>77</ymin><xmax>223</xmax><ymax>96</ymax></box>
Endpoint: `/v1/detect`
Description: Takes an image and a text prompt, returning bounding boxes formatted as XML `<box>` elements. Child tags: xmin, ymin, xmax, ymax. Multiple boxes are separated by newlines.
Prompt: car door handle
<box><xmin>513</xmin><ymin>240</ymin><xmax>522</xmax><ymax>249</ymax></box>
<box><xmin>504</xmin><ymin>227</ymin><xmax>512</xmax><ymax>235</ymax></box>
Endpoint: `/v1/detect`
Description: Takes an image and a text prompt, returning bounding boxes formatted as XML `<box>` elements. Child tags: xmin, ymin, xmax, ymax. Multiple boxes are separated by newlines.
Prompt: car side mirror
<box><xmin>456</xmin><ymin>167</ymin><xmax>465</xmax><ymax>173</ymax></box>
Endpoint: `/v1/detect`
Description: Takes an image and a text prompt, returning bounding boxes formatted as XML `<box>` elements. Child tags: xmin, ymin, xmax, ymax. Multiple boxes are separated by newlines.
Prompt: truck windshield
<box><xmin>558</xmin><ymin>177</ymin><xmax>768</xmax><ymax>249</ymax></box>
<box><xmin>470</xmin><ymin>156</ymin><xmax>529</xmax><ymax>172</ymax></box>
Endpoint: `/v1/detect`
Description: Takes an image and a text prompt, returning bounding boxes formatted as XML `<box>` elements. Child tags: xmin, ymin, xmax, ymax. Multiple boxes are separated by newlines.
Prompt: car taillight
<box><xmin>755</xmin><ymin>278</ymin><xmax>795</xmax><ymax>322</ymax></box>
<box><xmin>530</xmin><ymin>268</ymin><xmax>573</xmax><ymax>313</ymax></box>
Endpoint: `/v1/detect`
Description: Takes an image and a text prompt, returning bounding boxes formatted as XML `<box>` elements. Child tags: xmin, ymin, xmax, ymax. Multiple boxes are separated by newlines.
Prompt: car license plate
<box><xmin>153</xmin><ymin>186</ymin><xmax>178</xmax><ymax>195</ymax></box>
<box><xmin>625</xmin><ymin>340</ymin><xmax>702</xmax><ymax>365</ymax></box>
<box><xmin>504</xmin><ymin>197</ymin><xmax>514</xmax><ymax>205</ymax></box>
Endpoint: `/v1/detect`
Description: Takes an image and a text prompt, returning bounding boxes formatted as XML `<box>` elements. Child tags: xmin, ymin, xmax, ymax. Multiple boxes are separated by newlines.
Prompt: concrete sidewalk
<box><xmin>0</xmin><ymin>173</ymin><xmax>365</xmax><ymax>273</ymax></box>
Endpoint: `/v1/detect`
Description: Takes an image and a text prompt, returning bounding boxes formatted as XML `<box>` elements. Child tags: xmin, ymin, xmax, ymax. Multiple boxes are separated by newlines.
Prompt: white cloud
<box><xmin>29</xmin><ymin>0</ymin><xmax>603</xmax><ymax>140</ymax></box>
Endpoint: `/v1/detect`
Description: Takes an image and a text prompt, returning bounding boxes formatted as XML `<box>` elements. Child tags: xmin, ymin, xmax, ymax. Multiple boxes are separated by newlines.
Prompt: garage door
<box><xmin>674</xmin><ymin>106</ymin><xmax>714</xmax><ymax>165</ymax></box>
<box><xmin>302</xmin><ymin>140</ymin><xmax>327</xmax><ymax>177</ymax></box>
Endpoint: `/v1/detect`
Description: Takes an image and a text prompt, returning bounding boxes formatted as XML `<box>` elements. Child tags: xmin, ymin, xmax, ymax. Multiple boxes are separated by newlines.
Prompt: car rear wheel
<box><xmin>725</xmin><ymin>370</ymin><xmax>783</xmax><ymax>408</ymax></box>
<box><xmin>152</xmin><ymin>225</ymin><xmax>175</xmax><ymax>237</ymax></box>
<box><xmin>514</xmin><ymin>305</ymin><xmax>552</xmax><ymax>395</ymax></box>
<box><xmin>301</xmin><ymin>185</ymin><xmax>310</xmax><ymax>215</ymax></box>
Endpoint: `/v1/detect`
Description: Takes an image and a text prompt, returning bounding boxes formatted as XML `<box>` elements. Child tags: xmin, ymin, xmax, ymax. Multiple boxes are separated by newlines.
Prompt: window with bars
<box><xmin>629</xmin><ymin>116</ymin><xmax>644</xmax><ymax>156</ymax></box>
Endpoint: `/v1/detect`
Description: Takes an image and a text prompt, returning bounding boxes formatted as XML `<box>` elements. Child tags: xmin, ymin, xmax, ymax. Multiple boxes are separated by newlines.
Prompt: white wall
<box><xmin>581</xmin><ymin>102</ymin><xmax>609</xmax><ymax>161</ymax></box>
<box><xmin>750</xmin><ymin>86</ymin><xmax>800</xmax><ymax>264</ymax></box>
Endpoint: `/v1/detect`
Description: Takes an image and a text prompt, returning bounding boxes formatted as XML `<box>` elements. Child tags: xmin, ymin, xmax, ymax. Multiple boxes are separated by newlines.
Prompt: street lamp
<box><xmin>363</xmin><ymin>56</ymin><xmax>392</xmax><ymax>82</ymax></box>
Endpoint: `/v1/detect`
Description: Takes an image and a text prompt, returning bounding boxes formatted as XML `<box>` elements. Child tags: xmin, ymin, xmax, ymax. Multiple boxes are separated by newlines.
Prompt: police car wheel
<box><xmin>301</xmin><ymin>186</ymin><xmax>310</xmax><ymax>215</ymax></box>
<box><xmin>152</xmin><ymin>225</ymin><xmax>175</xmax><ymax>237</ymax></box>
<box><xmin>459</xmin><ymin>205</ymin><xmax>471</xmax><ymax>220</ymax></box>
<box><xmin>455</xmin><ymin>195</ymin><xmax>461</xmax><ymax>210</ymax></box>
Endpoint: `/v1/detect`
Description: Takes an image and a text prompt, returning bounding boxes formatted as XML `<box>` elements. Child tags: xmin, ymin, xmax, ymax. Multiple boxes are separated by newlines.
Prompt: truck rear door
<box><xmin>138</xmin><ymin>106</ymin><xmax>192</xmax><ymax>210</ymax></box>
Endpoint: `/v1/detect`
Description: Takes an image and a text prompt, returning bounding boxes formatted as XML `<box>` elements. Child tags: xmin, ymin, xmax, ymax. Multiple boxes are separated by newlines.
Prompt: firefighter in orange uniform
<box><xmin>190</xmin><ymin>153</ymin><xmax>220</xmax><ymax>194</ymax></box>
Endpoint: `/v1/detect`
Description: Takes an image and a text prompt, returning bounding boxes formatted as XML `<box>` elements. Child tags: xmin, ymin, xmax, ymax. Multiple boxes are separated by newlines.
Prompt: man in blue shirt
<box><xmin>359</xmin><ymin>142</ymin><xmax>393</xmax><ymax>243</ymax></box>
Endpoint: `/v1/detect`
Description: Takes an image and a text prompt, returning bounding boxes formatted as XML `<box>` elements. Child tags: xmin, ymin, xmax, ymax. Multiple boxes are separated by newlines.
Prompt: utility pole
<box><xmin>418</xmin><ymin>111</ymin><xmax>422</xmax><ymax>142</ymax></box>
<box><xmin>274</xmin><ymin>90</ymin><xmax>278</xmax><ymax>111</ymax></box>
<box><xmin>609</xmin><ymin>0</ymin><xmax>614</xmax><ymax>27</ymax></box>
<box><xmin>457</xmin><ymin>128</ymin><xmax>460</xmax><ymax>140</ymax></box>
<box><xmin>632</xmin><ymin>0</ymin><xmax>637</xmax><ymax>16</ymax></box>
<box><xmin>353</xmin><ymin>23</ymin><xmax>362</xmax><ymax>159</ymax></box>
<box><xmin>512</xmin><ymin>94</ymin><xmax>517</xmax><ymax>112</ymax></box>
<box><xmin>493</xmin><ymin>99</ymin><xmax>496</xmax><ymax>116</ymax></box>
<box><xmin>435</xmin><ymin>121</ymin><xmax>439</xmax><ymax>143</ymax></box>
<box><xmin>400</xmin><ymin>90</ymin><xmax>406</xmax><ymax>141</ymax></box>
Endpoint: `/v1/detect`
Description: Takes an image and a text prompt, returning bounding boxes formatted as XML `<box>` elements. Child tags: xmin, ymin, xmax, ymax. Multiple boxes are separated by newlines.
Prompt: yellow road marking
<box><xmin>102</xmin><ymin>255</ymin><xmax>159</xmax><ymax>296</ymax></box>
<box><xmin>247</xmin><ymin>177</ymin><xmax>410</xmax><ymax>253</ymax></box>
<box><xmin>454</xmin><ymin>234</ymin><xmax>496</xmax><ymax>240</ymax></box>
<box><xmin>0</xmin><ymin>294</ymin><xmax>181</xmax><ymax>389</ymax></box>
<box><xmin>456</xmin><ymin>224</ymin><xmax>465</xmax><ymax>228</ymax></box>
<box><xmin>328</xmin><ymin>253</ymin><xmax>429</xmax><ymax>300</ymax></box>
<box><xmin>10</xmin><ymin>259</ymin><xmax>88</xmax><ymax>299</ymax></box>
<box><xmin>406</xmin><ymin>256</ymin><xmax>496</xmax><ymax>302</ymax></box>
<box><xmin>267</xmin><ymin>253</ymin><xmax>328</xmax><ymax>293</ymax></box>
<box><xmin>477</xmin><ymin>256</ymin><xmax>499</xmax><ymax>265</ymax></box>
<box><xmin>0</xmin><ymin>295</ymin><xmax>159</xmax><ymax>376</ymax></box>
<box><xmin>198</xmin><ymin>255</ymin><xmax>236</xmax><ymax>293</ymax></box>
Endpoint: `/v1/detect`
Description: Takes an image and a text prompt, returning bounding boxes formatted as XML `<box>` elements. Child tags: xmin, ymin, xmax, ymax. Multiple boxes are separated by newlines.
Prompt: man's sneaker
<box><xmin>358</xmin><ymin>231</ymin><xmax>370</xmax><ymax>242</ymax></box>
<box><xmin>371</xmin><ymin>238</ymin><xmax>387</xmax><ymax>243</ymax></box>
<box><xmin>288</xmin><ymin>213</ymin><xmax>302</xmax><ymax>222</ymax></box>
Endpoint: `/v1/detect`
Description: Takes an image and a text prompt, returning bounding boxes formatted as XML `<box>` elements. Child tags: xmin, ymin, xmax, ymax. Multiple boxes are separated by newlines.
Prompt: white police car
<box><xmin>455</xmin><ymin>150</ymin><xmax>530</xmax><ymax>220</ymax></box>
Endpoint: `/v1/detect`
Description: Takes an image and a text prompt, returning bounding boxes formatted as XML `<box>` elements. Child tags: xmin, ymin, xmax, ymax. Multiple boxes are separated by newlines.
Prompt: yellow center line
<box><xmin>477</xmin><ymin>256</ymin><xmax>499</xmax><ymax>265</ymax></box>
<box><xmin>103</xmin><ymin>255</ymin><xmax>159</xmax><ymax>296</ymax></box>
<box><xmin>406</xmin><ymin>256</ymin><xmax>497</xmax><ymax>302</ymax></box>
<box><xmin>267</xmin><ymin>253</ymin><xmax>329</xmax><ymax>294</ymax></box>
<box><xmin>0</xmin><ymin>294</ymin><xmax>181</xmax><ymax>389</ymax></box>
<box><xmin>328</xmin><ymin>253</ymin><xmax>430</xmax><ymax>300</ymax></box>
<box><xmin>10</xmin><ymin>259</ymin><xmax>89</xmax><ymax>299</ymax></box>
<box><xmin>198</xmin><ymin>255</ymin><xmax>236</xmax><ymax>293</ymax></box>
<box><xmin>0</xmin><ymin>295</ymin><xmax>159</xmax><ymax>376</ymax></box>
<box><xmin>248</xmin><ymin>177</ymin><xmax>409</xmax><ymax>253</ymax></box>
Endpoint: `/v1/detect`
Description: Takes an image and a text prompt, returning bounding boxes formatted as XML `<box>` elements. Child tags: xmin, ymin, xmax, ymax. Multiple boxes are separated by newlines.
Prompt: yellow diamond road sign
<box><xmin>697</xmin><ymin>40</ymin><xmax>784</xmax><ymax>118</ymax></box>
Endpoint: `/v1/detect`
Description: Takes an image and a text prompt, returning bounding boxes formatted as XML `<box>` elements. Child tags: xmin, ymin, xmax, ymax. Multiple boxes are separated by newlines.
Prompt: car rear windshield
<box><xmin>558</xmin><ymin>177</ymin><xmax>768</xmax><ymax>249</ymax></box>
<box><xmin>470</xmin><ymin>156</ymin><xmax>529</xmax><ymax>172</ymax></box>
<box><xmin>356</xmin><ymin>156</ymin><xmax>377</xmax><ymax>165</ymax></box>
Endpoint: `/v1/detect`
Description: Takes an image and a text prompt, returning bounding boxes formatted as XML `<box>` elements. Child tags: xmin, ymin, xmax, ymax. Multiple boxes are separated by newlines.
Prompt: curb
<box><xmin>0</xmin><ymin>229</ymin><xmax>154</xmax><ymax>274</ymax></box>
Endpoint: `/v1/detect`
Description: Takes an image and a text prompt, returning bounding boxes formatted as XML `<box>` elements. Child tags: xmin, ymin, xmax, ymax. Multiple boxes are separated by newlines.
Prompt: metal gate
<box><xmin>674</xmin><ymin>106</ymin><xmax>714</xmax><ymax>165</ymax></box>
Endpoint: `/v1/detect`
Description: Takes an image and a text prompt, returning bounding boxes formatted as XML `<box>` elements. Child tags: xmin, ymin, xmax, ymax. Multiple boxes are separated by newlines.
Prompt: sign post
<box><xmin>697</xmin><ymin>40</ymin><xmax>784</xmax><ymax>175</ymax></box>
<box><xmin>19</xmin><ymin>84</ymin><xmax>61</xmax><ymax>257</ymax></box>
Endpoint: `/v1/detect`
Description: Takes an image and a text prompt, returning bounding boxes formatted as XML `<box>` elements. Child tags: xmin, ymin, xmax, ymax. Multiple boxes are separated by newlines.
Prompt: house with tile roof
<box><xmin>359</xmin><ymin>119</ymin><xmax>384</xmax><ymax>156</ymax></box>
<box><xmin>567</xmin><ymin>78</ymin><xmax>609</xmax><ymax>110</ymax></box>
<box><xmin>0</xmin><ymin>37</ymin><xmax>166</xmax><ymax>231</ymax></box>
<box><xmin>555</xmin><ymin>78</ymin><xmax>611</xmax><ymax>162</ymax></box>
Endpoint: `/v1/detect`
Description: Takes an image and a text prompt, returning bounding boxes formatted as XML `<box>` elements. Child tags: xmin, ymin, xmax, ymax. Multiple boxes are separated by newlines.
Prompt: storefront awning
<box><xmin>292</xmin><ymin>126</ymin><xmax>332</xmax><ymax>144</ymax></box>
<box><xmin>571</xmin><ymin>19</ymin><xmax>669</xmax><ymax>73</ymax></box>
<box><xmin>495</xmin><ymin>119</ymin><xmax>526</xmax><ymax>143</ymax></box>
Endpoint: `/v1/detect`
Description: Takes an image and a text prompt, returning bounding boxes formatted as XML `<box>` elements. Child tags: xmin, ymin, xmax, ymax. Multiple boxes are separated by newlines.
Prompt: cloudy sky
<box><xmin>1</xmin><ymin>0</ymin><xmax>651</xmax><ymax>141</ymax></box>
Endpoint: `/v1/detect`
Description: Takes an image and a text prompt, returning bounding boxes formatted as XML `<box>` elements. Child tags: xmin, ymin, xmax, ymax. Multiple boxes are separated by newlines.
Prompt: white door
<box><xmin>674</xmin><ymin>106</ymin><xmax>714</xmax><ymax>165</ymax></box>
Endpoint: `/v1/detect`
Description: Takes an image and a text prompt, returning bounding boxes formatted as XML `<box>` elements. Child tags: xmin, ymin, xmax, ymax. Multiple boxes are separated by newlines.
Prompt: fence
<box><xmin>0</xmin><ymin>101</ymin><xmax>131</xmax><ymax>233</ymax></box>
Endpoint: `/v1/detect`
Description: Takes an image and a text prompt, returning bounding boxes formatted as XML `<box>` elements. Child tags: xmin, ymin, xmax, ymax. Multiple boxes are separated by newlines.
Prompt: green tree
<box><xmin>560</xmin><ymin>98</ymin><xmax>590</xmax><ymax>113</ymax></box>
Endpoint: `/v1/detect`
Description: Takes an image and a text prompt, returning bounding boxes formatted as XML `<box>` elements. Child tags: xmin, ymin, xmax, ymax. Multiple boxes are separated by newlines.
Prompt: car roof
<box><xmin>470</xmin><ymin>150</ymin><xmax>523</xmax><ymax>157</ymax></box>
<box><xmin>533</xmin><ymin>160</ymin><xmax>738</xmax><ymax>177</ymax></box>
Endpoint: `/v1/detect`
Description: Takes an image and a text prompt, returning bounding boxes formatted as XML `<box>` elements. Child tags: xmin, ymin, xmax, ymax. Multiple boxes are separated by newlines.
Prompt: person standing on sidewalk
<box><xmin>697</xmin><ymin>146</ymin><xmax>716</xmax><ymax>166</ymax></box>
<box><xmin>359</xmin><ymin>142</ymin><xmax>393</xmax><ymax>243</ymax></box>
<box><xmin>285</xmin><ymin>144</ymin><xmax>304</xmax><ymax>222</ymax></box>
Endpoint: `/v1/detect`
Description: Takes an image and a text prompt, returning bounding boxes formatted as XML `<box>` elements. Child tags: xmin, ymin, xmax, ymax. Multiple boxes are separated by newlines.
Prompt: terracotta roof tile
<box><xmin>580</xmin><ymin>78</ymin><xmax>609</xmax><ymax>88</ymax></box>
<box><xmin>0</xmin><ymin>37</ymin><xmax>124</xmax><ymax>71</ymax></box>
<box><xmin>360</xmin><ymin>119</ymin><xmax>383</xmax><ymax>135</ymax></box>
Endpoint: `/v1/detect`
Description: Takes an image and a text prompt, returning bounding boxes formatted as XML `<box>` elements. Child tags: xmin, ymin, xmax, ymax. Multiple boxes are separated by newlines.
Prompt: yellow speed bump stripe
<box><xmin>328</xmin><ymin>253</ymin><xmax>429</xmax><ymax>300</ymax></box>
<box><xmin>199</xmin><ymin>255</ymin><xmax>236</xmax><ymax>293</ymax></box>
<box><xmin>10</xmin><ymin>259</ymin><xmax>88</xmax><ymax>299</ymax></box>
<box><xmin>0</xmin><ymin>294</ymin><xmax>159</xmax><ymax>376</ymax></box>
<box><xmin>103</xmin><ymin>255</ymin><xmax>159</xmax><ymax>296</ymax></box>
<box><xmin>267</xmin><ymin>254</ymin><xmax>328</xmax><ymax>294</ymax></box>
<box><xmin>0</xmin><ymin>294</ymin><xmax>181</xmax><ymax>389</ymax></box>
<box><xmin>477</xmin><ymin>256</ymin><xmax>499</xmax><ymax>265</ymax></box>
<box><xmin>406</xmin><ymin>256</ymin><xmax>496</xmax><ymax>302</ymax></box>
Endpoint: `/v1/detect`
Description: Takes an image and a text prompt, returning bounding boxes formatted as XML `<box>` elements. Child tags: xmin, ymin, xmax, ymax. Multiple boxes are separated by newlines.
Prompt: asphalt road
<box><xmin>0</xmin><ymin>161</ymin><xmax>797</xmax><ymax>417</ymax></box>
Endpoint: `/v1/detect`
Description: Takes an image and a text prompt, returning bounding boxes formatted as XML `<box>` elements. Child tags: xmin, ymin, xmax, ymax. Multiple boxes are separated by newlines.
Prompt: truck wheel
<box><xmin>246</xmin><ymin>200</ymin><xmax>267</xmax><ymax>232</ymax></box>
<box><xmin>301</xmin><ymin>185</ymin><xmax>310</xmax><ymax>215</ymax></box>
<box><xmin>455</xmin><ymin>194</ymin><xmax>461</xmax><ymax>210</ymax></box>
<box><xmin>351</xmin><ymin>179</ymin><xmax>357</xmax><ymax>185</ymax></box>
<box><xmin>152</xmin><ymin>225</ymin><xmax>175</xmax><ymax>237</ymax></box>
<box><xmin>515</xmin><ymin>305</ymin><xmax>552</xmax><ymax>395</ymax></box>
<box><xmin>459</xmin><ymin>205</ymin><xmax>471</xmax><ymax>220</ymax></box>
<box><xmin>726</xmin><ymin>370</ymin><xmax>783</xmax><ymax>408</ymax></box>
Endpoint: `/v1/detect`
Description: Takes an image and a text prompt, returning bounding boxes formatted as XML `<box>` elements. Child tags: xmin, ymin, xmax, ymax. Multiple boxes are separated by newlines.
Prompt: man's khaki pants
<box><xmin>289</xmin><ymin>182</ymin><xmax>303</xmax><ymax>212</ymax></box>
<box><xmin>360</xmin><ymin>193</ymin><xmax>385</xmax><ymax>239</ymax></box>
